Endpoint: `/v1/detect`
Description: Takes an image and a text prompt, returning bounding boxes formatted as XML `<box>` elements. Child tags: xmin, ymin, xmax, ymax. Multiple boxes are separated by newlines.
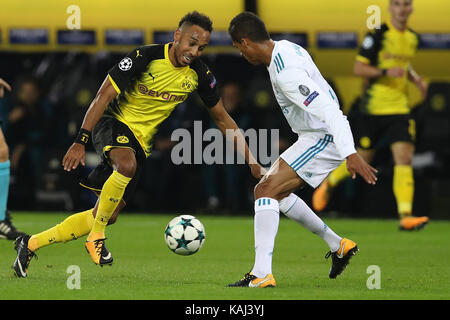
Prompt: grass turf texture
<box><xmin>1</xmin><ymin>212</ymin><xmax>449</xmax><ymax>300</ymax></box>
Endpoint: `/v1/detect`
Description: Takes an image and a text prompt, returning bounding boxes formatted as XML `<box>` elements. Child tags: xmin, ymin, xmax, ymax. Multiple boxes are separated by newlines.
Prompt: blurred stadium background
<box><xmin>0</xmin><ymin>0</ymin><xmax>449</xmax><ymax>219</ymax></box>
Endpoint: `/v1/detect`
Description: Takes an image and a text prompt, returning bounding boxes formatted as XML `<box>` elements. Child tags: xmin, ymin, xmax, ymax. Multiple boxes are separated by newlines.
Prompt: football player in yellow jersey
<box><xmin>313</xmin><ymin>0</ymin><xmax>429</xmax><ymax>231</ymax></box>
<box><xmin>12</xmin><ymin>11</ymin><xmax>264</xmax><ymax>277</ymax></box>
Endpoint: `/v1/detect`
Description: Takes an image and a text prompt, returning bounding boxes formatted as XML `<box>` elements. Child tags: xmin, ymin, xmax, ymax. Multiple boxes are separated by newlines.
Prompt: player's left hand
<box><xmin>62</xmin><ymin>142</ymin><xmax>86</xmax><ymax>171</ymax></box>
<box><xmin>346</xmin><ymin>153</ymin><xmax>378</xmax><ymax>185</ymax></box>
<box><xmin>250</xmin><ymin>163</ymin><xmax>266</xmax><ymax>180</ymax></box>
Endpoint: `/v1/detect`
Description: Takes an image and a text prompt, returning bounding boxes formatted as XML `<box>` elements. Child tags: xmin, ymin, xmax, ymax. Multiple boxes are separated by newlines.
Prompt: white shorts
<box><xmin>280</xmin><ymin>132</ymin><xmax>345</xmax><ymax>188</ymax></box>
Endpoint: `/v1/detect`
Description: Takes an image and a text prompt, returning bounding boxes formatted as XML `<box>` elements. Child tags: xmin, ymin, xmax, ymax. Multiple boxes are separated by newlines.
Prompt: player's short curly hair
<box><xmin>228</xmin><ymin>12</ymin><xmax>270</xmax><ymax>43</ymax></box>
<box><xmin>178</xmin><ymin>11</ymin><xmax>213</xmax><ymax>33</ymax></box>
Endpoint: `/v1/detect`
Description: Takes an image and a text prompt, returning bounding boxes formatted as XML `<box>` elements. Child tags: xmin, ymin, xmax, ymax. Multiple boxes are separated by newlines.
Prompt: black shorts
<box><xmin>80</xmin><ymin>116</ymin><xmax>146</xmax><ymax>203</ymax></box>
<box><xmin>353</xmin><ymin>113</ymin><xmax>416</xmax><ymax>150</ymax></box>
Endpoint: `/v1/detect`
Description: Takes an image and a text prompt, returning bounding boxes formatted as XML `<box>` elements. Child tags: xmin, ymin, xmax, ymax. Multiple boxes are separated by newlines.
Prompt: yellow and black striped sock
<box><xmin>393</xmin><ymin>165</ymin><xmax>414</xmax><ymax>218</ymax></box>
<box><xmin>28</xmin><ymin>209</ymin><xmax>94</xmax><ymax>252</ymax></box>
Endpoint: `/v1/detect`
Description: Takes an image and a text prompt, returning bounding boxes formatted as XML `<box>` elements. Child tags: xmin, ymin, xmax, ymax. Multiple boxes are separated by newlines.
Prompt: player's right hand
<box><xmin>346</xmin><ymin>153</ymin><xmax>378</xmax><ymax>185</ymax></box>
<box><xmin>62</xmin><ymin>143</ymin><xmax>86</xmax><ymax>171</ymax></box>
<box><xmin>386</xmin><ymin>67</ymin><xmax>405</xmax><ymax>78</ymax></box>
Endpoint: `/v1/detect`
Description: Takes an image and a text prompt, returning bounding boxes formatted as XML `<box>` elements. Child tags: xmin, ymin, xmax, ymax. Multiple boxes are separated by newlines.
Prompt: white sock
<box><xmin>279</xmin><ymin>193</ymin><xmax>341</xmax><ymax>252</ymax></box>
<box><xmin>251</xmin><ymin>197</ymin><xmax>279</xmax><ymax>278</ymax></box>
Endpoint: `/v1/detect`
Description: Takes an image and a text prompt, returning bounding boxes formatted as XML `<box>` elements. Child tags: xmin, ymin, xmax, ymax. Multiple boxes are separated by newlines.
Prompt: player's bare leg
<box><xmin>391</xmin><ymin>142</ymin><xmax>429</xmax><ymax>230</ymax></box>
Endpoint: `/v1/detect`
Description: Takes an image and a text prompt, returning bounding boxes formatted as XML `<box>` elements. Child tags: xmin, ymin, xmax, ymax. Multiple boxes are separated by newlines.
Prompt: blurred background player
<box><xmin>12</xmin><ymin>11</ymin><xmax>263</xmax><ymax>278</ymax></box>
<box><xmin>312</xmin><ymin>0</ymin><xmax>429</xmax><ymax>231</ymax></box>
<box><xmin>0</xmin><ymin>77</ymin><xmax>27</xmax><ymax>240</ymax></box>
<box><xmin>7</xmin><ymin>76</ymin><xmax>53</xmax><ymax>203</ymax></box>
<box><xmin>226</xmin><ymin>12</ymin><xmax>377</xmax><ymax>288</ymax></box>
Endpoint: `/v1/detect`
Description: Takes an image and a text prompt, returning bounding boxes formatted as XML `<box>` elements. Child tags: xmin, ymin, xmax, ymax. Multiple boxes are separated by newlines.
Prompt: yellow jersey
<box><xmin>107</xmin><ymin>43</ymin><xmax>219</xmax><ymax>157</ymax></box>
<box><xmin>356</xmin><ymin>21</ymin><xmax>419</xmax><ymax>115</ymax></box>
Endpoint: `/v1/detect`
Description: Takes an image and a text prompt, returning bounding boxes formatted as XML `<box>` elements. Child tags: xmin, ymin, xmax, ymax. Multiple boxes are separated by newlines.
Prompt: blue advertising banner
<box><xmin>419</xmin><ymin>33</ymin><xmax>450</xmax><ymax>49</ymax></box>
<box><xmin>208</xmin><ymin>31</ymin><xmax>233</xmax><ymax>46</ymax></box>
<box><xmin>9</xmin><ymin>28</ymin><xmax>48</xmax><ymax>44</ymax></box>
<box><xmin>317</xmin><ymin>32</ymin><xmax>358</xmax><ymax>49</ymax></box>
<box><xmin>271</xmin><ymin>33</ymin><xmax>308</xmax><ymax>48</ymax></box>
<box><xmin>153</xmin><ymin>31</ymin><xmax>173</xmax><ymax>44</ymax></box>
<box><xmin>153</xmin><ymin>31</ymin><xmax>232</xmax><ymax>46</ymax></box>
<box><xmin>57</xmin><ymin>30</ymin><xmax>96</xmax><ymax>45</ymax></box>
<box><xmin>105</xmin><ymin>29</ymin><xmax>144</xmax><ymax>45</ymax></box>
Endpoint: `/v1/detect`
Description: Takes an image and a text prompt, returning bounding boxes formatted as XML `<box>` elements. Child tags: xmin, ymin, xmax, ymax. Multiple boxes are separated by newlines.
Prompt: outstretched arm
<box><xmin>208</xmin><ymin>98</ymin><xmax>265</xmax><ymax>179</ymax></box>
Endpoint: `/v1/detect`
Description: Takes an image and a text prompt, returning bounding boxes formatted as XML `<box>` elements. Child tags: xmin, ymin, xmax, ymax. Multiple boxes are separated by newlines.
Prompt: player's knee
<box><xmin>254</xmin><ymin>179</ymin><xmax>275</xmax><ymax>199</ymax></box>
<box><xmin>392</xmin><ymin>143</ymin><xmax>414</xmax><ymax>165</ymax></box>
<box><xmin>394</xmin><ymin>152</ymin><xmax>413</xmax><ymax>165</ymax></box>
<box><xmin>110</xmin><ymin>148</ymin><xmax>137</xmax><ymax>178</ymax></box>
<box><xmin>116</xmin><ymin>159</ymin><xmax>137</xmax><ymax>178</ymax></box>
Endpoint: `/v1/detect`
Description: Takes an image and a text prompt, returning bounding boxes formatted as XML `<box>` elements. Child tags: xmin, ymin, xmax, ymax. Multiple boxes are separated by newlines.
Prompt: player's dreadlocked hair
<box><xmin>228</xmin><ymin>12</ymin><xmax>270</xmax><ymax>43</ymax></box>
<box><xmin>178</xmin><ymin>11</ymin><xmax>213</xmax><ymax>33</ymax></box>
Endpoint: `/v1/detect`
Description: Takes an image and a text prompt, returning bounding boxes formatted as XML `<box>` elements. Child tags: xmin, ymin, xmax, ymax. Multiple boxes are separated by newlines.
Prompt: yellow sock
<box><xmin>28</xmin><ymin>209</ymin><xmax>94</xmax><ymax>252</ymax></box>
<box><xmin>89</xmin><ymin>170</ymin><xmax>131</xmax><ymax>239</ymax></box>
<box><xmin>393</xmin><ymin>165</ymin><xmax>414</xmax><ymax>218</ymax></box>
<box><xmin>328</xmin><ymin>161</ymin><xmax>351</xmax><ymax>188</ymax></box>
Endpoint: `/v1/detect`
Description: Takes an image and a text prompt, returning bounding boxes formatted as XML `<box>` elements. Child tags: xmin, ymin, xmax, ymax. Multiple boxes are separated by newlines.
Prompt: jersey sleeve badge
<box><xmin>118</xmin><ymin>57</ymin><xmax>133</xmax><ymax>71</ymax></box>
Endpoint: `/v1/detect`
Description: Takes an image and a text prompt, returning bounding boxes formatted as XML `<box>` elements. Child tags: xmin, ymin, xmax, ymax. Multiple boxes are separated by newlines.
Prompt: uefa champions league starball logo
<box><xmin>119</xmin><ymin>57</ymin><xmax>133</xmax><ymax>71</ymax></box>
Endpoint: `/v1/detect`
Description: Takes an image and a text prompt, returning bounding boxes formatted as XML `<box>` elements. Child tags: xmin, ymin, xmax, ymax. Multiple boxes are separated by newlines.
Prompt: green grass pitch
<box><xmin>1</xmin><ymin>212</ymin><xmax>449</xmax><ymax>300</ymax></box>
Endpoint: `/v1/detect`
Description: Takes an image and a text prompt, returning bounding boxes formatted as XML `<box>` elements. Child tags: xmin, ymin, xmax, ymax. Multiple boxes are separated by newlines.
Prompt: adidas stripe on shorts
<box><xmin>280</xmin><ymin>132</ymin><xmax>345</xmax><ymax>188</ymax></box>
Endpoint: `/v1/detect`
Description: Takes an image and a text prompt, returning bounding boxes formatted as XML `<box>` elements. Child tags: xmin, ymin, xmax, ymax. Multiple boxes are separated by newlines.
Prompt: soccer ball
<box><xmin>164</xmin><ymin>215</ymin><xmax>206</xmax><ymax>255</ymax></box>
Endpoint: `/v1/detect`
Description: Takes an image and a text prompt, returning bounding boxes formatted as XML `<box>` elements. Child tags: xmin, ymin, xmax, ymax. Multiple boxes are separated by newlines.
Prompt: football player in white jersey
<box><xmin>227</xmin><ymin>12</ymin><xmax>378</xmax><ymax>287</ymax></box>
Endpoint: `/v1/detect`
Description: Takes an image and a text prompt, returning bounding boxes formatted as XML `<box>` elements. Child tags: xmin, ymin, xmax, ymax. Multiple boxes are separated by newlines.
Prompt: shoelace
<box><xmin>92</xmin><ymin>238</ymin><xmax>107</xmax><ymax>256</ymax></box>
<box><xmin>239</xmin><ymin>273</ymin><xmax>254</xmax><ymax>282</ymax></box>
<box><xmin>325</xmin><ymin>251</ymin><xmax>333</xmax><ymax>259</ymax></box>
<box><xmin>27</xmin><ymin>250</ymin><xmax>38</xmax><ymax>265</ymax></box>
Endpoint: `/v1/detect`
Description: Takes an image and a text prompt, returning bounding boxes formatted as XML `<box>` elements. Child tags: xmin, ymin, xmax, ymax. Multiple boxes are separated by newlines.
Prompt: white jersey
<box><xmin>268</xmin><ymin>40</ymin><xmax>356</xmax><ymax>159</ymax></box>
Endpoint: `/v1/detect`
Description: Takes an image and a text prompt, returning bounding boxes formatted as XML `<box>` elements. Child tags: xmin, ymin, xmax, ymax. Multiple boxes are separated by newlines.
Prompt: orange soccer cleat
<box><xmin>227</xmin><ymin>272</ymin><xmax>276</xmax><ymax>288</ymax></box>
<box><xmin>399</xmin><ymin>216</ymin><xmax>429</xmax><ymax>231</ymax></box>
<box><xmin>85</xmin><ymin>238</ymin><xmax>114</xmax><ymax>266</ymax></box>
<box><xmin>325</xmin><ymin>238</ymin><xmax>359</xmax><ymax>279</ymax></box>
<box><xmin>312</xmin><ymin>180</ymin><xmax>332</xmax><ymax>212</ymax></box>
